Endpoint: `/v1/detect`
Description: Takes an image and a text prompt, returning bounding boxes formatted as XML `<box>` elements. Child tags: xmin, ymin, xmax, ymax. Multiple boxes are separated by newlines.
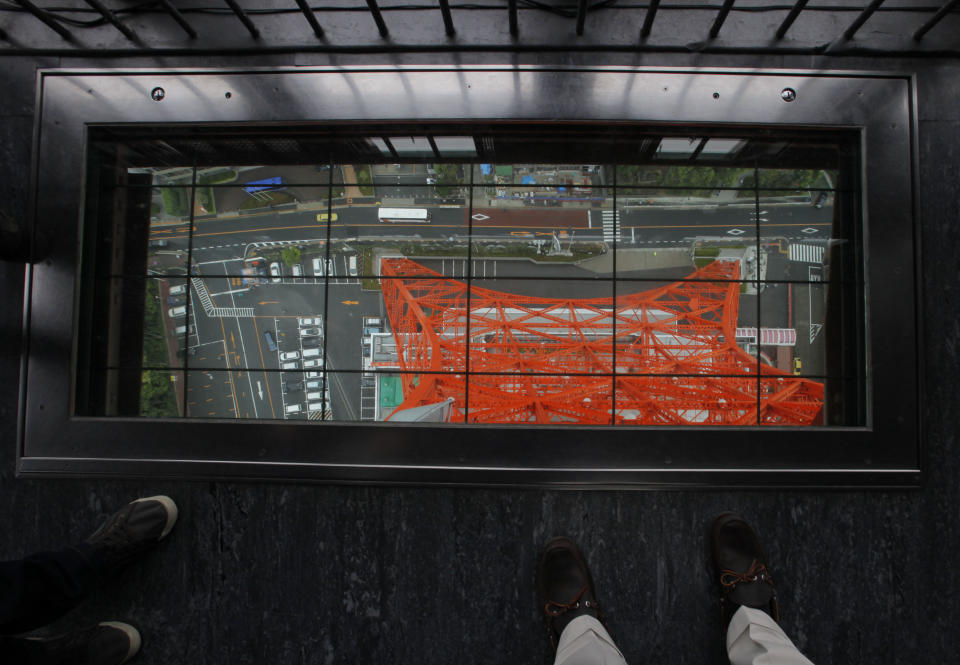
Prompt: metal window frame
<box><xmin>17</xmin><ymin>66</ymin><xmax>922</xmax><ymax>488</ymax></box>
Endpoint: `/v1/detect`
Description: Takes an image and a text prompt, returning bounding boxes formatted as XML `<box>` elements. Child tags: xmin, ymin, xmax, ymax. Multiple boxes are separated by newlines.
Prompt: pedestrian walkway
<box><xmin>191</xmin><ymin>278</ymin><xmax>254</xmax><ymax>317</ymax></box>
<box><xmin>602</xmin><ymin>209</ymin><xmax>621</xmax><ymax>242</ymax></box>
<box><xmin>789</xmin><ymin>243</ymin><xmax>824</xmax><ymax>264</ymax></box>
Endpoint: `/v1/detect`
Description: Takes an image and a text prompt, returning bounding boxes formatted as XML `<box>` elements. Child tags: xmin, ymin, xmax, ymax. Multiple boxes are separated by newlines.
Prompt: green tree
<box><xmin>281</xmin><ymin>246</ymin><xmax>302</xmax><ymax>267</ymax></box>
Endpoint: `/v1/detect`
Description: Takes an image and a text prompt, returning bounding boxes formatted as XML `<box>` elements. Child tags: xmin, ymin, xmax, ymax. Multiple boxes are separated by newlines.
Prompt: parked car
<box><xmin>283</xmin><ymin>381</ymin><xmax>303</xmax><ymax>393</ymax></box>
<box><xmin>292</xmin><ymin>263</ymin><xmax>303</xmax><ymax>277</ymax></box>
<box><xmin>300</xmin><ymin>327</ymin><xmax>321</xmax><ymax>337</ymax></box>
<box><xmin>303</xmin><ymin>358</ymin><xmax>323</xmax><ymax>369</ymax></box>
<box><xmin>305</xmin><ymin>379</ymin><xmax>323</xmax><ymax>390</ymax></box>
<box><xmin>269</xmin><ymin>262</ymin><xmax>281</xmax><ymax>283</ymax></box>
<box><xmin>793</xmin><ymin>358</ymin><xmax>803</xmax><ymax>375</ymax></box>
<box><xmin>300</xmin><ymin>317</ymin><xmax>322</xmax><ymax>327</ymax></box>
<box><xmin>312</xmin><ymin>258</ymin><xmax>324</xmax><ymax>276</ymax></box>
<box><xmin>302</xmin><ymin>337</ymin><xmax>321</xmax><ymax>349</ymax></box>
<box><xmin>280</xmin><ymin>350</ymin><xmax>300</xmax><ymax>361</ymax></box>
<box><xmin>281</xmin><ymin>360</ymin><xmax>299</xmax><ymax>370</ymax></box>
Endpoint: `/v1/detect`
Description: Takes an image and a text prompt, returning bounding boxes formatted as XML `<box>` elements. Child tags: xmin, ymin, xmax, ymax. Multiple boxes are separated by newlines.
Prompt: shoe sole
<box><xmin>98</xmin><ymin>622</ymin><xmax>141</xmax><ymax>664</ymax></box>
<box><xmin>133</xmin><ymin>495</ymin><xmax>178</xmax><ymax>540</ymax></box>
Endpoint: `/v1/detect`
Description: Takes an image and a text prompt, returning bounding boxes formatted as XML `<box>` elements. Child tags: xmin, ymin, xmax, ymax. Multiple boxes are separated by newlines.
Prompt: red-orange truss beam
<box><xmin>379</xmin><ymin>258</ymin><xmax>823</xmax><ymax>425</ymax></box>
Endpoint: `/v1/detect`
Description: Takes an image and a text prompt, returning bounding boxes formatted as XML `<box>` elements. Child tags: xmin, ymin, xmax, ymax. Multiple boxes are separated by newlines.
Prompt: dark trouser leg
<box><xmin>0</xmin><ymin>545</ymin><xmax>101</xmax><ymax>635</ymax></box>
<box><xmin>0</xmin><ymin>635</ymin><xmax>52</xmax><ymax>664</ymax></box>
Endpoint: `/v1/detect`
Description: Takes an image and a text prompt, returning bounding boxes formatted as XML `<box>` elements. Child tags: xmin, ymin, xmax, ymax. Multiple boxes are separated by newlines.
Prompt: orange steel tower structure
<box><xmin>378</xmin><ymin>257</ymin><xmax>823</xmax><ymax>425</ymax></box>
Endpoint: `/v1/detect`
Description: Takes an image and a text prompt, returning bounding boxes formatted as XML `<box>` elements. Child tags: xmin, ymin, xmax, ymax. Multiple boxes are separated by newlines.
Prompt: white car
<box><xmin>312</xmin><ymin>258</ymin><xmax>324</xmax><ymax>276</ymax></box>
<box><xmin>300</xmin><ymin>327</ymin><xmax>321</xmax><ymax>337</ymax></box>
<box><xmin>292</xmin><ymin>263</ymin><xmax>303</xmax><ymax>277</ymax></box>
<box><xmin>279</xmin><ymin>350</ymin><xmax>300</xmax><ymax>361</ymax></box>
<box><xmin>300</xmin><ymin>317</ymin><xmax>322</xmax><ymax>327</ymax></box>
<box><xmin>269</xmin><ymin>262</ymin><xmax>281</xmax><ymax>283</ymax></box>
<box><xmin>303</xmin><ymin>358</ymin><xmax>323</xmax><ymax>369</ymax></box>
<box><xmin>281</xmin><ymin>360</ymin><xmax>299</xmax><ymax>370</ymax></box>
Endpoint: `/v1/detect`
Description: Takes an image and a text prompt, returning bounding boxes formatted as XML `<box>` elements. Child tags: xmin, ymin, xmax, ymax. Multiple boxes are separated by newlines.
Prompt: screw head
<box><xmin>780</xmin><ymin>87</ymin><xmax>797</xmax><ymax>102</ymax></box>
<box><xmin>151</xmin><ymin>87</ymin><xmax>165</xmax><ymax>102</ymax></box>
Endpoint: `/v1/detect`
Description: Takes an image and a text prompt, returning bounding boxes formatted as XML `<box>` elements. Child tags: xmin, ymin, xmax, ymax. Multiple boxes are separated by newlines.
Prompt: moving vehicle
<box><xmin>149</xmin><ymin>239</ymin><xmax>168</xmax><ymax>249</ymax></box>
<box><xmin>793</xmin><ymin>358</ymin><xmax>803</xmax><ymax>375</ymax></box>
<box><xmin>269</xmin><ymin>262</ymin><xmax>281</xmax><ymax>283</ymax></box>
<box><xmin>280</xmin><ymin>350</ymin><xmax>300</xmax><ymax>361</ymax></box>
<box><xmin>316</xmin><ymin>212</ymin><xmax>339</xmax><ymax>222</ymax></box>
<box><xmin>263</xmin><ymin>330</ymin><xmax>277</xmax><ymax>352</ymax></box>
<box><xmin>377</xmin><ymin>207</ymin><xmax>430</xmax><ymax>223</ymax></box>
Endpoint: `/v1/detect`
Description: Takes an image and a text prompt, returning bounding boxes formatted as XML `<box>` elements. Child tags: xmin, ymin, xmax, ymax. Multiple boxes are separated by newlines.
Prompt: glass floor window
<box><xmin>75</xmin><ymin>125</ymin><xmax>864</xmax><ymax>427</ymax></box>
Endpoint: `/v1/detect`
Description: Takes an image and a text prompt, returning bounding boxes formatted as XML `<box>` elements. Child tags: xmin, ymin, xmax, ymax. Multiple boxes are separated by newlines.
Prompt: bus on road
<box><xmin>378</xmin><ymin>207</ymin><xmax>430</xmax><ymax>223</ymax></box>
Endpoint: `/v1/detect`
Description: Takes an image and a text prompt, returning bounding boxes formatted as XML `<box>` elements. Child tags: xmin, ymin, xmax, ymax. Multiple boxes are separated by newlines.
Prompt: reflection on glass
<box><xmin>80</xmin><ymin>129</ymin><xmax>863</xmax><ymax>427</ymax></box>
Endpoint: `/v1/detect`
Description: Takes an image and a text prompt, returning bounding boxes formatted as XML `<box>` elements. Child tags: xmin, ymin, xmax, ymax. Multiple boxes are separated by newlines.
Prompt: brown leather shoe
<box><xmin>537</xmin><ymin>537</ymin><xmax>605</xmax><ymax>650</ymax></box>
<box><xmin>711</xmin><ymin>513</ymin><xmax>780</xmax><ymax>634</ymax></box>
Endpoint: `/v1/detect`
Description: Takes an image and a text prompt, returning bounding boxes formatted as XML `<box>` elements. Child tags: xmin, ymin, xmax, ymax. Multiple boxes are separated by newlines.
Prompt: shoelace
<box><xmin>543</xmin><ymin>583</ymin><xmax>600</xmax><ymax>617</ymax></box>
<box><xmin>543</xmin><ymin>583</ymin><xmax>604</xmax><ymax>649</ymax></box>
<box><xmin>719</xmin><ymin>558</ymin><xmax>774</xmax><ymax>591</ymax></box>
<box><xmin>719</xmin><ymin>558</ymin><xmax>780</xmax><ymax>622</ymax></box>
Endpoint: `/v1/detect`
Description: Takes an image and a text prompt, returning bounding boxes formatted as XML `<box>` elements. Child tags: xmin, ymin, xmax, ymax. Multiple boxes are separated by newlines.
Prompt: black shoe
<box><xmin>25</xmin><ymin>622</ymin><xmax>141</xmax><ymax>665</ymax></box>
<box><xmin>537</xmin><ymin>537</ymin><xmax>606</xmax><ymax>650</ymax></box>
<box><xmin>82</xmin><ymin>496</ymin><xmax>178</xmax><ymax>576</ymax></box>
<box><xmin>710</xmin><ymin>513</ymin><xmax>780</xmax><ymax>633</ymax></box>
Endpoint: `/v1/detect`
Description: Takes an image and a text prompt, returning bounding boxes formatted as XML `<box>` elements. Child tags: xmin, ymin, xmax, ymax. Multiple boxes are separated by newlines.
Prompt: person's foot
<box><xmin>537</xmin><ymin>537</ymin><xmax>605</xmax><ymax>650</ymax></box>
<box><xmin>710</xmin><ymin>512</ymin><xmax>780</xmax><ymax>632</ymax></box>
<box><xmin>82</xmin><ymin>496</ymin><xmax>178</xmax><ymax>576</ymax></box>
<box><xmin>26</xmin><ymin>622</ymin><xmax>141</xmax><ymax>665</ymax></box>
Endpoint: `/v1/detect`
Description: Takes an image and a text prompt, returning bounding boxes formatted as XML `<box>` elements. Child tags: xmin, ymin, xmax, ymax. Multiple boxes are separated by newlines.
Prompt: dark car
<box><xmin>302</xmin><ymin>337</ymin><xmax>322</xmax><ymax>349</ymax></box>
<box><xmin>148</xmin><ymin>239</ymin><xmax>168</xmax><ymax>249</ymax></box>
<box><xmin>283</xmin><ymin>381</ymin><xmax>303</xmax><ymax>393</ymax></box>
<box><xmin>813</xmin><ymin>192</ymin><xmax>829</xmax><ymax>208</ymax></box>
<box><xmin>263</xmin><ymin>330</ymin><xmax>277</xmax><ymax>352</ymax></box>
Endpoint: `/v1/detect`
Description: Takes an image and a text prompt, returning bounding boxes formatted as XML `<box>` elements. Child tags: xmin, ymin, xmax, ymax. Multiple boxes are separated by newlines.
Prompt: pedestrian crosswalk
<box><xmin>602</xmin><ymin>209</ymin><xmax>621</xmax><ymax>243</ymax></box>
<box><xmin>788</xmin><ymin>243</ymin><xmax>824</xmax><ymax>264</ymax></box>
<box><xmin>191</xmin><ymin>278</ymin><xmax>253</xmax><ymax>317</ymax></box>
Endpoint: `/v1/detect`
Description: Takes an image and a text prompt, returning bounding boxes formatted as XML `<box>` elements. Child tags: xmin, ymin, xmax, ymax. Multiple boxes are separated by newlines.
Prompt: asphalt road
<box><xmin>152</xmin><ymin>198</ymin><xmax>832</xmax><ymax>421</ymax></box>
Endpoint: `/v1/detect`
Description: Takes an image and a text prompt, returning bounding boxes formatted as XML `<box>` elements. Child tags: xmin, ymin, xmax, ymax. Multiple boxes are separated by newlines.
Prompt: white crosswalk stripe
<box><xmin>602</xmin><ymin>209</ymin><xmax>621</xmax><ymax>242</ymax></box>
<box><xmin>191</xmin><ymin>278</ymin><xmax>253</xmax><ymax>317</ymax></box>
<box><xmin>788</xmin><ymin>243</ymin><xmax>825</xmax><ymax>264</ymax></box>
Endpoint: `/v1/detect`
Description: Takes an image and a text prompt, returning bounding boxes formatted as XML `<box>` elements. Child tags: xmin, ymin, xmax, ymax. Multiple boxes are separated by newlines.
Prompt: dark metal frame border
<box><xmin>17</xmin><ymin>66</ymin><xmax>922</xmax><ymax>487</ymax></box>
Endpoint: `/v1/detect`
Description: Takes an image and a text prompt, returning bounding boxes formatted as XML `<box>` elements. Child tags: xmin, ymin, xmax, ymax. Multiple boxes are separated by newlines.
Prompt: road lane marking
<box><xmin>251</xmin><ymin>318</ymin><xmax>277</xmax><ymax>418</ymax></box>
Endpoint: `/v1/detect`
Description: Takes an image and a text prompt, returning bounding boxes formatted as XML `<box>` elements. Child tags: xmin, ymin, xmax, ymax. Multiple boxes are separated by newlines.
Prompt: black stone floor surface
<box><xmin>1</xmin><ymin>56</ymin><xmax>959</xmax><ymax>665</ymax></box>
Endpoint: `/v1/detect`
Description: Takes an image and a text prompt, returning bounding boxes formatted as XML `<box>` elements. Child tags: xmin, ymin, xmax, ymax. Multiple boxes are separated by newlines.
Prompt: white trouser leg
<box><xmin>726</xmin><ymin>606</ymin><xmax>815</xmax><ymax>665</ymax></box>
<box><xmin>553</xmin><ymin>615</ymin><xmax>628</xmax><ymax>665</ymax></box>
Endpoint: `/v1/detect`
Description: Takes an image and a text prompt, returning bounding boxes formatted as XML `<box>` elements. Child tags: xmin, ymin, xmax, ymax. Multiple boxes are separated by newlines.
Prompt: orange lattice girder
<box><xmin>379</xmin><ymin>258</ymin><xmax>823</xmax><ymax>425</ymax></box>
